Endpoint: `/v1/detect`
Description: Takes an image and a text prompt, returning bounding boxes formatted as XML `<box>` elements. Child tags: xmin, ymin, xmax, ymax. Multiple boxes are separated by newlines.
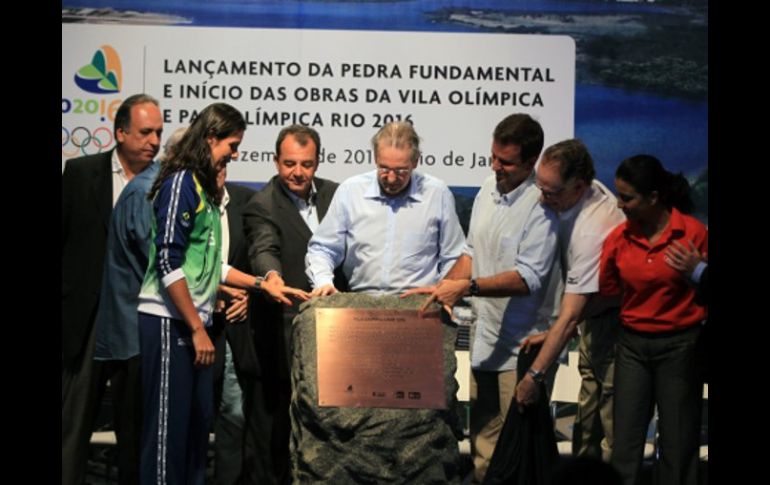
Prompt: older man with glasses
<box><xmin>515</xmin><ymin>138</ymin><xmax>626</xmax><ymax>462</ymax></box>
<box><xmin>306</xmin><ymin>121</ymin><xmax>465</xmax><ymax>296</ymax></box>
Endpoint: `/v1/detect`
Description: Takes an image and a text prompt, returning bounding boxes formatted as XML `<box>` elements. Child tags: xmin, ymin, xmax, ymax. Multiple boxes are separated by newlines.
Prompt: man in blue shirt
<box><xmin>306</xmin><ymin>121</ymin><xmax>465</xmax><ymax>295</ymax></box>
<box><xmin>305</xmin><ymin>122</ymin><xmax>464</xmax><ymax>296</ymax></box>
<box><xmin>91</xmin><ymin>160</ymin><xmax>161</xmax><ymax>484</ymax></box>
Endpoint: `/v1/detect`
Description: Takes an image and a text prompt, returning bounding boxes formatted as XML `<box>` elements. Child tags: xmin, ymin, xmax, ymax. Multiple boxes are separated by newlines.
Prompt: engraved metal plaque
<box><xmin>316</xmin><ymin>308</ymin><xmax>446</xmax><ymax>409</ymax></box>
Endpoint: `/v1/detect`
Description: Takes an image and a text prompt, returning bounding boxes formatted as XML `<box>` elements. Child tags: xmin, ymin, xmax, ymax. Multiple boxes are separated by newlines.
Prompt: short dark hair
<box><xmin>493</xmin><ymin>113</ymin><xmax>544</xmax><ymax>164</ymax></box>
<box><xmin>616</xmin><ymin>154</ymin><xmax>694</xmax><ymax>214</ymax></box>
<box><xmin>541</xmin><ymin>138</ymin><xmax>596</xmax><ymax>184</ymax></box>
<box><xmin>274</xmin><ymin>124</ymin><xmax>321</xmax><ymax>161</ymax></box>
<box><xmin>113</xmin><ymin>94</ymin><xmax>159</xmax><ymax>138</ymax></box>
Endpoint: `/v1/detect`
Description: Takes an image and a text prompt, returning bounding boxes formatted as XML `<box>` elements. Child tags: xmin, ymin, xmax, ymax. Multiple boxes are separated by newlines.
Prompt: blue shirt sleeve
<box><xmin>691</xmin><ymin>261</ymin><xmax>707</xmax><ymax>285</ymax></box>
<box><xmin>437</xmin><ymin>186</ymin><xmax>465</xmax><ymax>279</ymax></box>
<box><xmin>514</xmin><ymin>204</ymin><xmax>559</xmax><ymax>294</ymax></box>
<box><xmin>305</xmin><ymin>184</ymin><xmax>349</xmax><ymax>288</ymax></box>
<box><xmin>153</xmin><ymin>171</ymin><xmax>199</xmax><ymax>283</ymax></box>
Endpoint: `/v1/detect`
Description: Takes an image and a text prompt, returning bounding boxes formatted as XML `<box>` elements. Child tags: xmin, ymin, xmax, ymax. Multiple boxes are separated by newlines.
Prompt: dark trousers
<box><xmin>267</xmin><ymin>377</ymin><xmax>292</xmax><ymax>485</ymax></box>
<box><xmin>62</xmin><ymin>322</ymin><xmax>97</xmax><ymax>485</ymax></box>
<box><xmin>612</xmin><ymin>325</ymin><xmax>702</xmax><ymax>485</ymax></box>
<box><xmin>62</xmin><ymin>323</ymin><xmax>142</xmax><ymax>485</ymax></box>
<box><xmin>93</xmin><ymin>358</ymin><xmax>143</xmax><ymax>485</ymax></box>
<box><xmin>241</xmin><ymin>377</ymin><xmax>279</xmax><ymax>485</ymax></box>
<box><xmin>212</xmin><ymin>321</ymin><xmax>275</xmax><ymax>485</ymax></box>
<box><xmin>254</xmin><ymin>313</ymin><xmax>295</xmax><ymax>485</ymax></box>
<box><xmin>139</xmin><ymin>314</ymin><xmax>214</xmax><ymax>485</ymax></box>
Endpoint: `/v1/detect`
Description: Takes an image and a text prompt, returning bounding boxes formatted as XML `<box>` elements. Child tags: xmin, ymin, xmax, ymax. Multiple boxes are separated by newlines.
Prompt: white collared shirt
<box><xmin>111</xmin><ymin>150</ymin><xmax>130</xmax><ymax>207</ymax></box>
<box><xmin>282</xmin><ymin>181</ymin><xmax>320</xmax><ymax>233</ymax></box>
<box><xmin>219</xmin><ymin>186</ymin><xmax>231</xmax><ymax>263</ymax></box>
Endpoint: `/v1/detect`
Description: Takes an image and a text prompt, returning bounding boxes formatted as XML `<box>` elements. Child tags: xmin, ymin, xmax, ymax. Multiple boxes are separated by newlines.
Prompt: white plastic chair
<box><xmin>699</xmin><ymin>383</ymin><xmax>708</xmax><ymax>461</ymax></box>
<box><xmin>549</xmin><ymin>351</ymin><xmax>582</xmax><ymax>455</ymax></box>
<box><xmin>89</xmin><ymin>430</ymin><xmax>118</xmax><ymax>478</ymax></box>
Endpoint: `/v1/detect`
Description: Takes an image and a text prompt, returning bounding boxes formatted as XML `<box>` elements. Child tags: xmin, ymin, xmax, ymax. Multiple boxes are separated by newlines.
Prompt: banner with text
<box><xmin>63</xmin><ymin>24</ymin><xmax>574</xmax><ymax>187</ymax></box>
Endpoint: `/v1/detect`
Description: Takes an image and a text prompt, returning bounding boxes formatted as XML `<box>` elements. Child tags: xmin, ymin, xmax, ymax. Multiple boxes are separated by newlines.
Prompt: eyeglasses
<box><xmin>536</xmin><ymin>182</ymin><xmax>567</xmax><ymax>199</ymax></box>
<box><xmin>377</xmin><ymin>166</ymin><xmax>411</xmax><ymax>177</ymax></box>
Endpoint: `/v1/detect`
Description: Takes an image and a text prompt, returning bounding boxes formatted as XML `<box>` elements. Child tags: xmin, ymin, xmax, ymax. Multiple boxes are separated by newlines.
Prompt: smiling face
<box><xmin>208</xmin><ymin>130</ymin><xmax>244</xmax><ymax>176</ymax></box>
<box><xmin>491</xmin><ymin>141</ymin><xmax>533</xmax><ymax>194</ymax></box>
<box><xmin>275</xmin><ymin>134</ymin><xmax>318</xmax><ymax>200</ymax></box>
<box><xmin>614</xmin><ymin>177</ymin><xmax>658</xmax><ymax>223</ymax></box>
<box><xmin>115</xmin><ymin>102</ymin><xmax>163</xmax><ymax>166</ymax></box>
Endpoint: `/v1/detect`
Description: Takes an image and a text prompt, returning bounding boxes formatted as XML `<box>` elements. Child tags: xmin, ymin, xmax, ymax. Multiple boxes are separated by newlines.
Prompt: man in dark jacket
<box><xmin>243</xmin><ymin>125</ymin><xmax>345</xmax><ymax>484</ymax></box>
<box><xmin>62</xmin><ymin>94</ymin><xmax>163</xmax><ymax>485</ymax></box>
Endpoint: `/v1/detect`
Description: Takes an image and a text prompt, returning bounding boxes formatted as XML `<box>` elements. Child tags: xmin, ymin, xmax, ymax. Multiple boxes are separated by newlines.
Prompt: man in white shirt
<box><xmin>407</xmin><ymin>113</ymin><xmax>559</xmax><ymax>483</ymax></box>
<box><xmin>514</xmin><ymin>139</ymin><xmax>626</xmax><ymax>462</ymax></box>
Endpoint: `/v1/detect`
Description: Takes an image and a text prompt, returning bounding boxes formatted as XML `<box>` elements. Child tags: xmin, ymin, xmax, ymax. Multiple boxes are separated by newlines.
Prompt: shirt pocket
<box><xmin>498</xmin><ymin>234</ymin><xmax>521</xmax><ymax>267</ymax></box>
<box><xmin>401</xmin><ymin>229</ymin><xmax>437</xmax><ymax>270</ymax></box>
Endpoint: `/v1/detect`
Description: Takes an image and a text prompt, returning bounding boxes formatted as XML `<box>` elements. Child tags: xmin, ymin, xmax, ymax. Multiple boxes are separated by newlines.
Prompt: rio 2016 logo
<box><xmin>63</xmin><ymin>45</ymin><xmax>123</xmax><ymax>157</ymax></box>
<box><xmin>75</xmin><ymin>45</ymin><xmax>122</xmax><ymax>94</ymax></box>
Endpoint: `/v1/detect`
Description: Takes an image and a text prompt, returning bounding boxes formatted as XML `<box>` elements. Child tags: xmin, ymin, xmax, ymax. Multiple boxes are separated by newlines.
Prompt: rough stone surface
<box><xmin>289</xmin><ymin>293</ymin><xmax>462</xmax><ymax>484</ymax></box>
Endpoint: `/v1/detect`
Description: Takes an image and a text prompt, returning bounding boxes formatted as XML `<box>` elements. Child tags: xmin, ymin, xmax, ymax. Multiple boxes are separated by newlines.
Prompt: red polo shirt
<box><xmin>600</xmin><ymin>208</ymin><xmax>708</xmax><ymax>333</ymax></box>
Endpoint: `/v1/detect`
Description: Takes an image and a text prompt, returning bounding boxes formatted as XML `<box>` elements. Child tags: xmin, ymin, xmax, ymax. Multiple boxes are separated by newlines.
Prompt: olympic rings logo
<box><xmin>62</xmin><ymin>126</ymin><xmax>114</xmax><ymax>157</ymax></box>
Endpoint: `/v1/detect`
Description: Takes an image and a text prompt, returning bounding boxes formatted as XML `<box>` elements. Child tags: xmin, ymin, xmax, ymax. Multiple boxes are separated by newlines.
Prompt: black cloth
<box><xmin>611</xmin><ymin>325</ymin><xmax>702</xmax><ymax>485</ymax></box>
<box><xmin>694</xmin><ymin>266</ymin><xmax>708</xmax><ymax>383</ymax></box>
<box><xmin>62</xmin><ymin>150</ymin><xmax>114</xmax><ymax>485</ymax></box>
<box><xmin>62</xmin><ymin>150</ymin><xmax>113</xmax><ymax>362</ymax></box>
<box><xmin>242</xmin><ymin>176</ymin><xmax>346</xmax><ymax>484</ymax></box>
<box><xmin>212</xmin><ymin>182</ymin><xmax>261</xmax><ymax>382</ymax></box>
<box><xmin>211</xmin><ymin>182</ymin><xmax>274</xmax><ymax>485</ymax></box>
<box><xmin>483</xmin><ymin>345</ymin><xmax>559</xmax><ymax>485</ymax></box>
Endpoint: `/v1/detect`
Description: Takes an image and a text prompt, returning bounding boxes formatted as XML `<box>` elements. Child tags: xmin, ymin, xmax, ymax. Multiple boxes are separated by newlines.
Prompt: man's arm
<box><xmin>515</xmin><ymin>292</ymin><xmax>590</xmax><ymax>406</ymax></box>
<box><xmin>412</xmin><ymin>200</ymin><xmax>558</xmax><ymax>313</ymax></box>
<box><xmin>222</xmin><ymin>266</ymin><xmax>308</xmax><ymax>305</ymax></box>
<box><xmin>464</xmin><ymin>200</ymin><xmax>559</xmax><ymax>299</ymax></box>
<box><xmin>403</xmin><ymin>253</ymin><xmax>472</xmax><ymax>310</ymax></box>
<box><xmin>306</xmin><ymin>188</ymin><xmax>348</xmax><ymax>294</ymax></box>
<box><xmin>243</xmin><ymin>193</ymin><xmax>283</xmax><ymax>282</ymax></box>
<box><xmin>444</xmin><ymin>253</ymin><xmax>473</xmax><ymax>280</ymax></box>
<box><xmin>124</xmin><ymin>184</ymin><xmax>156</xmax><ymax>280</ymax></box>
<box><xmin>418</xmin><ymin>269</ymin><xmax>532</xmax><ymax>313</ymax></box>
<box><xmin>473</xmin><ymin>270</ymin><xmax>531</xmax><ymax>297</ymax></box>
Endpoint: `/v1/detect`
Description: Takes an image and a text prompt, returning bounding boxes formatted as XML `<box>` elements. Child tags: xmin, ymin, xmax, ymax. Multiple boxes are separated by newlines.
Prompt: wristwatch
<box><xmin>527</xmin><ymin>367</ymin><xmax>546</xmax><ymax>383</ymax></box>
<box><xmin>469</xmin><ymin>278</ymin><xmax>480</xmax><ymax>296</ymax></box>
<box><xmin>253</xmin><ymin>275</ymin><xmax>265</xmax><ymax>289</ymax></box>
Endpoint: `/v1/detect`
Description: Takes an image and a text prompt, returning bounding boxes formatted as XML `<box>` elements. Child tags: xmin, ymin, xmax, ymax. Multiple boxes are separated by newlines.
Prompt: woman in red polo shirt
<box><xmin>600</xmin><ymin>155</ymin><xmax>706</xmax><ymax>485</ymax></box>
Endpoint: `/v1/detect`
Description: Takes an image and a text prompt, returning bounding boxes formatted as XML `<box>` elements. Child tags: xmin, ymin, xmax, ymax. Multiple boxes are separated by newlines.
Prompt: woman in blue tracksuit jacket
<box><xmin>137</xmin><ymin>102</ymin><xmax>308</xmax><ymax>484</ymax></box>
